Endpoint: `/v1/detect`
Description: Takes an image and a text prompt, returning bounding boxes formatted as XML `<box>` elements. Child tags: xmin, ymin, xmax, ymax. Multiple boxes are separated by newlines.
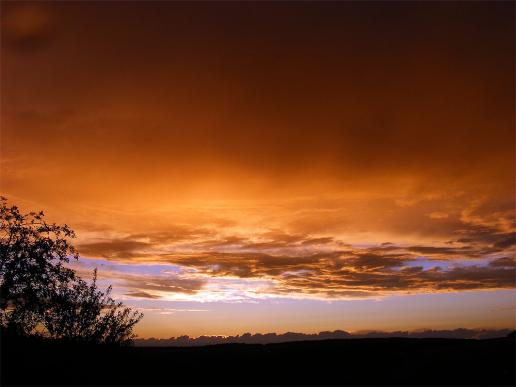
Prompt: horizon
<box><xmin>1</xmin><ymin>1</ymin><xmax>514</xmax><ymax>340</ymax></box>
<box><xmin>133</xmin><ymin>327</ymin><xmax>515</xmax><ymax>343</ymax></box>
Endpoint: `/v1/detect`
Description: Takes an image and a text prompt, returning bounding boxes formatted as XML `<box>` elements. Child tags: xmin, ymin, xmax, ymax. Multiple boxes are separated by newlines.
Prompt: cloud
<box><xmin>136</xmin><ymin>307</ymin><xmax>210</xmax><ymax>315</ymax></box>
<box><xmin>428</xmin><ymin>212</ymin><xmax>449</xmax><ymax>220</ymax></box>
<box><xmin>81</xmin><ymin>267</ymin><xmax>207</xmax><ymax>298</ymax></box>
<box><xmin>488</xmin><ymin>257</ymin><xmax>515</xmax><ymax>268</ymax></box>
<box><xmin>492</xmin><ymin>234</ymin><xmax>515</xmax><ymax>249</ymax></box>
<box><xmin>301</xmin><ymin>237</ymin><xmax>334</xmax><ymax>246</ymax></box>
<box><xmin>347</xmin><ymin>253</ymin><xmax>408</xmax><ymax>270</ymax></box>
<box><xmin>1</xmin><ymin>4</ymin><xmax>57</xmax><ymax>51</ymax></box>
<box><xmin>153</xmin><ymin>249</ymin><xmax>514</xmax><ymax>298</ymax></box>
<box><xmin>417</xmin><ymin>266</ymin><xmax>515</xmax><ymax>291</ymax></box>
<box><xmin>407</xmin><ymin>246</ymin><xmax>468</xmax><ymax>255</ymax></box>
<box><xmin>71</xmin><ymin>216</ymin><xmax>515</xmax><ymax>300</ymax></box>
<box><xmin>126</xmin><ymin>227</ymin><xmax>214</xmax><ymax>244</ymax></box>
<box><xmin>124</xmin><ymin>291</ymin><xmax>160</xmax><ymax>299</ymax></box>
<box><xmin>121</xmin><ymin>274</ymin><xmax>206</xmax><ymax>296</ymax></box>
<box><xmin>77</xmin><ymin>239</ymin><xmax>151</xmax><ymax>259</ymax></box>
<box><xmin>2</xmin><ymin>2</ymin><xmax>513</xmax><ymax>208</ymax></box>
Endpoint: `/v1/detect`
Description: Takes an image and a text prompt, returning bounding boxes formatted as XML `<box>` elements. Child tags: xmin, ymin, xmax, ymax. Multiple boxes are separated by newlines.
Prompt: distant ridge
<box><xmin>134</xmin><ymin>328</ymin><xmax>515</xmax><ymax>346</ymax></box>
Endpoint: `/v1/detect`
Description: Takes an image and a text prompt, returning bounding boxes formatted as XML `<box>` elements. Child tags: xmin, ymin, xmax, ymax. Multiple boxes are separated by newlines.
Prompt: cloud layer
<box><xmin>75</xmin><ymin>212</ymin><xmax>515</xmax><ymax>301</ymax></box>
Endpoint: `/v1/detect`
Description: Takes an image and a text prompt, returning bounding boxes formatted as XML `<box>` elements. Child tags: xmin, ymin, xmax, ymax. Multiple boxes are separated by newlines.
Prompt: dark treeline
<box><xmin>135</xmin><ymin>328</ymin><xmax>515</xmax><ymax>347</ymax></box>
<box><xmin>2</xmin><ymin>329</ymin><xmax>515</xmax><ymax>386</ymax></box>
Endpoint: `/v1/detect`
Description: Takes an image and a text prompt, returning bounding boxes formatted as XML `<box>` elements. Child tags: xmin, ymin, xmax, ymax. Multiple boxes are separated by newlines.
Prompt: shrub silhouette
<box><xmin>44</xmin><ymin>269</ymin><xmax>142</xmax><ymax>343</ymax></box>
<box><xmin>0</xmin><ymin>197</ymin><xmax>142</xmax><ymax>344</ymax></box>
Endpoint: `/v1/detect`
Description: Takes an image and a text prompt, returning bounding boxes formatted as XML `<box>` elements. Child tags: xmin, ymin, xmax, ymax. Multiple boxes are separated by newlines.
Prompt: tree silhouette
<box><xmin>44</xmin><ymin>269</ymin><xmax>142</xmax><ymax>343</ymax></box>
<box><xmin>0</xmin><ymin>197</ymin><xmax>142</xmax><ymax>344</ymax></box>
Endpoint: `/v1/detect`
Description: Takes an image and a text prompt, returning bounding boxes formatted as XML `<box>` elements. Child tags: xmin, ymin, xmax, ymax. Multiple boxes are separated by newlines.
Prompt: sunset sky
<box><xmin>1</xmin><ymin>1</ymin><xmax>514</xmax><ymax>339</ymax></box>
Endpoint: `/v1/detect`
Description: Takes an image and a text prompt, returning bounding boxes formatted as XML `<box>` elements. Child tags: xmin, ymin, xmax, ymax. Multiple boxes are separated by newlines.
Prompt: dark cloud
<box><xmin>1</xmin><ymin>4</ymin><xmax>57</xmax><ymax>51</ymax></box>
<box><xmin>126</xmin><ymin>227</ymin><xmax>214</xmax><ymax>244</ymax></box>
<box><xmin>347</xmin><ymin>253</ymin><xmax>408</xmax><ymax>270</ymax></box>
<box><xmin>157</xmin><ymin>248</ymin><xmax>515</xmax><ymax>297</ymax></box>
<box><xmin>11</xmin><ymin>217</ymin><xmax>516</xmax><ymax>298</ymax></box>
<box><xmin>492</xmin><ymin>233</ymin><xmax>515</xmax><ymax>249</ymax></box>
<box><xmin>489</xmin><ymin>257</ymin><xmax>515</xmax><ymax>268</ymax></box>
<box><xmin>418</xmin><ymin>266</ymin><xmax>516</xmax><ymax>291</ymax></box>
<box><xmin>301</xmin><ymin>237</ymin><xmax>334</xmax><ymax>246</ymax></box>
<box><xmin>74</xmin><ymin>221</ymin><xmax>515</xmax><ymax>298</ymax></box>
<box><xmin>78</xmin><ymin>239</ymin><xmax>150</xmax><ymax>259</ymax></box>
<box><xmin>124</xmin><ymin>291</ymin><xmax>160</xmax><ymax>299</ymax></box>
<box><xmin>1</xmin><ymin>2</ymin><xmax>513</xmax><ymax>203</ymax></box>
<box><xmin>408</xmin><ymin>246</ymin><xmax>471</xmax><ymax>256</ymax></box>
<box><xmin>239</xmin><ymin>231</ymin><xmax>321</xmax><ymax>250</ymax></box>
<box><xmin>193</xmin><ymin>236</ymin><xmax>248</xmax><ymax>248</ymax></box>
<box><xmin>122</xmin><ymin>275</ymin><xmax>206</xmax><ymax>295</ymax></box>
<box><xmin>453</xmin><ymin>227</ymin><xmax>515</xmax><ymax>251</ymax></box>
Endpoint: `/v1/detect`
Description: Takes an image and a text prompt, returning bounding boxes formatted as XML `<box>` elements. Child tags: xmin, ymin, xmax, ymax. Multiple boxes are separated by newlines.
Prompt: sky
<box><xmin>0</xmin><ymin>1</ymin><xmax>514</xmax><ymax>339</ymax></box>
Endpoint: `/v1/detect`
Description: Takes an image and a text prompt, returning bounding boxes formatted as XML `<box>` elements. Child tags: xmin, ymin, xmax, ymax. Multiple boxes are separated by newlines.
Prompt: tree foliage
<box><xmin>44</xmin><ymin>269</ymin><xmax>142</xmax><ymax>343</ymax></box>
<box><xmin>0</xmin><ymin>197</ymin><xmax>142</xmax><ymax>344</ymax></box>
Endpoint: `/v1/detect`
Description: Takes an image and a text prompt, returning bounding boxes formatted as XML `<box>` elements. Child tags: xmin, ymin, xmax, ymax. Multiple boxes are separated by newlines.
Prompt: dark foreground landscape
<box><xmin>2</xmin><ymin>332</ymin><xmax>515</xmax><ymax>386</ymax></box>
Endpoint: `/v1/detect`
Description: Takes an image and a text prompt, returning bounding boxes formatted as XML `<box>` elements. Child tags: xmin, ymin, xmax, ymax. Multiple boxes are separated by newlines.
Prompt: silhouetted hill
<box><xmin>2</xmin><ymin>331</ymin><xmax>515</xmax><ymax>386</ymax></box>
<box><xmin>134</xmin><ymin>328</ymin><xmax>515</xmax><ymax>346</ymax></box>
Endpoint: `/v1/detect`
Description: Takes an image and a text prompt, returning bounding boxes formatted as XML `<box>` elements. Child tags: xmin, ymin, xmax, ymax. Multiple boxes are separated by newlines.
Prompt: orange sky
<box><xmin>1</xmin><ymin>1</ymin><xmax>514</xmax><ymax>338</ymax></box>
